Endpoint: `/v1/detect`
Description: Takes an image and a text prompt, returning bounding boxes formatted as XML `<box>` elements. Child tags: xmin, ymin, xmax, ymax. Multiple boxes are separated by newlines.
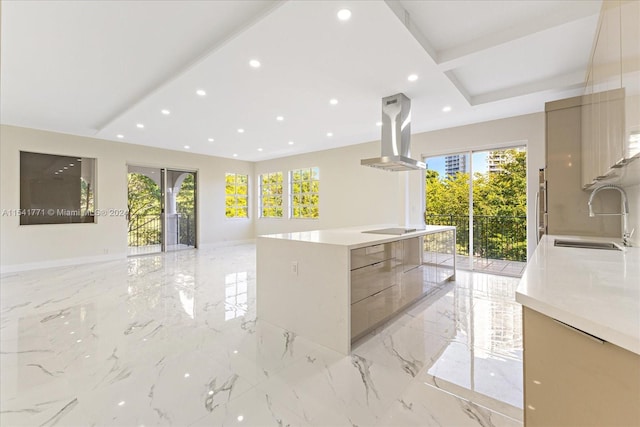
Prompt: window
<box><xmin>259</xmin><ymin>172</ymin><xmax>284</xmax><ymax>218</ymax></box>
<box><xmin>19</xmin><ymin>151</ymin><xmax>96</xmax><ymax>225</ymax></box>
<box><xmin>225</xmin><ymin>173</ymin><xmax>248</xmax><ymax>218</ymax></box>
<box><xmin>289</xmin><ymin>167</ymin><xmax>319</xmax><ymax>219</ymax></box>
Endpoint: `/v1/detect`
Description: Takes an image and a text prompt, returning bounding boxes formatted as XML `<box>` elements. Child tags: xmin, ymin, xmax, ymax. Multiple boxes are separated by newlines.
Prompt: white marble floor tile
<box><xmin>1</xmin><ymin>244</ymin><xmax>523</xmax><ymax>426</ymax></box>
<box><xmin>378</xmin><ymin>380</ymin><xmax>522</xmax><ymax>427</ymax></box>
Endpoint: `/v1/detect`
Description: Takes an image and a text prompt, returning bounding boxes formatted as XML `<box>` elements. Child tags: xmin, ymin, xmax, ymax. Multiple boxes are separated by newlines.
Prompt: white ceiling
<box><xmin>1</xmin><ymin>0</ymin><xmax>602</xmax><ymax>161</ymax></box>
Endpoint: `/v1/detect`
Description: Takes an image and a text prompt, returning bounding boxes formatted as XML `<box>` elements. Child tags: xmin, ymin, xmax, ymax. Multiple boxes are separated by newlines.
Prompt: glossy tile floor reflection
<box><xmin>1</xmin><ymin>244</ymin><xmax>523</xmax><ymax>426</ymax></box>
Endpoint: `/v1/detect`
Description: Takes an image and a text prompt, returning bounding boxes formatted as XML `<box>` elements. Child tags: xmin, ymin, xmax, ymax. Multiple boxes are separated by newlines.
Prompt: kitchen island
<box><xmin>516</xmin><ymin>234</ymin><xmax>640</xmax><ymax>426</ymax></box>
<box><xmin>257</xmin><ymin>225</ymin><xmax>456</xmax><ymax>354</ymax></box>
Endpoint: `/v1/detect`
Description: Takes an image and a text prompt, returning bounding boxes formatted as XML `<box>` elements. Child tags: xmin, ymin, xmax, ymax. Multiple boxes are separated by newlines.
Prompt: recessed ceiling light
<box><xmin>196</xmin><ymin>89</ymin><xmax>206</xmax><ymax>96</ymax></box>
<box><xmin>327</xmin><ymin>132</ymin><xmax>333</xmax><ymax>137</ymax></box>
<box><xmin>69</xmin><ymin>163</ymin><xmax>74</xmax><ymax>166</ymax></box>
<box><xmin>249</xmin><ymin>59</ymin><xmax>261</xmax><ymax>68</ymax></box>
<box><xmin>58</xmin><ymin>169</ymin><xmax>63</xmax><ymax>172</ymax></box>
<box><xmin>63</xmin><ymin>166</ymin><xmax>68</xmax><ymax>170</ymax></box>
<box><xmin>55</xmin><ymin>172</ymin><xmax>59</xmax><ymax>174</ymax></box>
<box><xmin>329</xmin><ymin>99</ymin><xmax>338</xmax><ymax>105</ymax></box>
<box><xmin>208</xmin><ymin>138</ymin><xmax>214</xmax><ymax>142</ymax></box>
<box><xmin>184</xmin><ymin>145</ymin><xmax>190</xmax><ymax>149</ymax></box>
<box><xmin>376</xmin><ymin>121</ymin><xmax>382</xmax><ymax>127</ymax></box>
<box><xmin>136</xmin><ymin>123</ymin><xmax>144</xmax><ymax>129</ymax></box>
<box><xmin>233</xmin><ymin>153</ymin><xmax>238</xmax><ymax>157</ymax></box>
<box><xmin>442</xmin><ymin>105</ymin><xmax>452</xmax><ymax>113</ymax></box>
<box><xmin>337</xmin><ymin>9</ymin><xmax>352</xmax><ymax>21</ymax></box>
<box><xmin>257</xmin><ymin>148</ymin><xmax>263</xmax><ymax>152</ymax></box>
<box><xmin>117</xmin><ymin>134</ymin><xmax>124</xmax><ymax>139</ymax></box>
<box><xmin>408</xmin><ymin>74</ymin><xmax>418</xmax><ymax>82</ymax></box>
<box><xmin>237</xmin><ymin>128</ymin><xmax>245</xmax><ymax>133</ymax></box>
<box><xmin>276</xmin><ymin>116</ymin><xmax>284</xmax><ymax>121</ymax></box>
<box><xmin>77</xmin><ymin>158</ymin><xmax>82</xmax><ymax>162</ymax></box>
<box><xmin>161</xmin><ymin>109</ymin><xmax>170</xmax><ymax>115</ymax></box>
<box><xmin>288</xmin><ymin>141</ymin><xmax>294</xmax><ymax>145</ymax></box>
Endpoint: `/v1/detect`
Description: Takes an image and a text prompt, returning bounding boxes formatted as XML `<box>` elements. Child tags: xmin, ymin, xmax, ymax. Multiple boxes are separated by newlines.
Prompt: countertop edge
<box><xmin>258</xmin><ymin>225</ymin><xmax>456</xmax><ymax>249</ymax></box>
<box><xmin>515</xmin><ymin>291</ymin><xmax>640</xmax><ymax>355</ymax></box>
<box><xmin>516</xmin><ymin>234</ymin><xmax>640</xmax><ymax>356</ymax></box>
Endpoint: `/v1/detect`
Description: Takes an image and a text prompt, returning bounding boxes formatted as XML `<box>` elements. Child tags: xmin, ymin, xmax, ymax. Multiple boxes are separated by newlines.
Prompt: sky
<box><xmin>425</xmin><ymin>151</ymin><xmax>488</xmax><ymax>176</ymax></box>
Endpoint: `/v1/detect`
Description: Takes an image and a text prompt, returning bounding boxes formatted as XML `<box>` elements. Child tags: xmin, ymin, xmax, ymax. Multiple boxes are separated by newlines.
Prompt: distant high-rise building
<box><xmin>444</xmin><ymin>154</ymin><xmax>466</xmax><ymax>177</ymax></box>
<box><xmin>487</xmin><ymin>148</ymin><xmax>524</xmax><ymax>173</ymax></box>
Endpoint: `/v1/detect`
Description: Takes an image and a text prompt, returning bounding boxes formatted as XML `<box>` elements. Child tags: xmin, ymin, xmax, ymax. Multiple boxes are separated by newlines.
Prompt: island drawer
<box><xmin>351</xmin><ymin>284</ymin><xmax>402</xmax><ymax>339</ymax></box>
<box><xmin>351</xmin><ymin>243</ymin><xmax>395</xmax><ymax>270</ymax></box>
<box><xmin>351</xmin><ymin>259</ymin><xmax>399</xmax><ymax>303</ymax></box>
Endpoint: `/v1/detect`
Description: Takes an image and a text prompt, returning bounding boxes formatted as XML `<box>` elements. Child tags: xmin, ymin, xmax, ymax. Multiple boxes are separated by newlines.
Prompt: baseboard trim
<box><xmin>1</xmin><ymin>240</ymin><xmax>258</xmax><ymax>274</ymax></box>
<box><xmin>1</xmin><ymin>253</ymin><xmax>126</xmax><ymax>275</ymax></box>
<box><xmin>198</xmin><ymin>239</ymin><xmax>256</xmax><ymax>249</ymax></box>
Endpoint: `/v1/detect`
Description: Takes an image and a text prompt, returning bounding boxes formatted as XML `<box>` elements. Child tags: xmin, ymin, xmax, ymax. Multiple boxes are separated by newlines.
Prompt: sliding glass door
<box><xmin>165</xmin><ymin>169</ymin><xmax>197</xmax><ymax>252</ymax></box>
<box><xmin>127</xmin><ymin>166</ymin><xmax>196</xmax><ymax>256</ymax></box>
<box><xmin>424</xmin><ymin>147</ymin><xmax>527</xmax><ymax>276</ymax></box>
<box><xmin>127</xmin><ymin>166</ymin><xmax>163</xmax><ymax>256</ymax></box>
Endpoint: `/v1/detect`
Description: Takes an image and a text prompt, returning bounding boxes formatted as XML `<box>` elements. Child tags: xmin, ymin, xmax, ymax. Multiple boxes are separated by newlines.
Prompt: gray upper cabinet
<box><xmin>581</xmin><ymin>0</ymin><xmax>640</xmax><ymax>189</ymax></box>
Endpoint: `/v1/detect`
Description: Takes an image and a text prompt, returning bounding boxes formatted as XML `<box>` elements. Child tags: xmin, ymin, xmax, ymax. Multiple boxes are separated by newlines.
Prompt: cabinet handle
<box><xmin>371</xmin><ymin>289</ymin><xmax>386</xmax><ymax>297</ymax></box>
<box><xmin>552</xmin><ymin>319</ymin><xmax>605</xmax><ymax>344</ymax></box>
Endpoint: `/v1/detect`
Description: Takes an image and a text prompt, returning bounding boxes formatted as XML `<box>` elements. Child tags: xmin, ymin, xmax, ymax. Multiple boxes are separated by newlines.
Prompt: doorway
<box><xmin>127</xmin><ymin>166</ymin><xmax>197</xmax><ymax>256</ymax></box>
<box><xmin>423</xmin><ymin>147</ymin><xmax>527</xmax><ymax>277</ymax></box>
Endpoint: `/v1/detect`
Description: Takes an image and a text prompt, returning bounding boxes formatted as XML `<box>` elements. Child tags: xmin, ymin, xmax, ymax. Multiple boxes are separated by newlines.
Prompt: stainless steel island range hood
<box><xmin>361</xmin><ymin>93</ymin><xmax>426</xmax><ymax>172</ymax></box>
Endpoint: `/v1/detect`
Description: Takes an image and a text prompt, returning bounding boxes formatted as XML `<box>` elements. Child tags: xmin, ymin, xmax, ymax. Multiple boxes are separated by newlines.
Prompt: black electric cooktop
<box><xmin>362</xmin><ymin>227</ymin><xmax>421</xmax><ymax>235</ymax></box>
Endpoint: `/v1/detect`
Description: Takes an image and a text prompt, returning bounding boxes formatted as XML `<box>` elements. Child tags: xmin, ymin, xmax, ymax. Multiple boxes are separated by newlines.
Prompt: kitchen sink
<box><xmin>554</xmin><ymin>239</ymin><xmax>622</xmax><ymax>251</ymax></box>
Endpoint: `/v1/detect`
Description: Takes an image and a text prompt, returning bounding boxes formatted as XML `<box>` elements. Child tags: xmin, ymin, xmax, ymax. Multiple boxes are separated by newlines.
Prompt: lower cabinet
<box><xmin>350</xmin><ymin>231</ymin><xmax>455</xmax><ymax>341</ymax></box>
<box><xmin>523</xmin><ymin>307</ymin><xmax>640</xmax><ymax>426</ymax></box>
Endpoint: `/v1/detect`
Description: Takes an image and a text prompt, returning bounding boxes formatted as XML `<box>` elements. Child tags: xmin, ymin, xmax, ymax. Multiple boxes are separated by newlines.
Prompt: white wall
<box><xmin>0</xmin><ymin>125</ymin><xmax>254</xmax><ymax>272</ymax></box>
<box><xmin>0</xmin><ymin>113</ymin><xmax>549</xmax><ymax>271</ymax></box>
<box><xmin>254</xmin><ymin>143</ymin><xmax>402</xmax><ymax>236</ymax></box>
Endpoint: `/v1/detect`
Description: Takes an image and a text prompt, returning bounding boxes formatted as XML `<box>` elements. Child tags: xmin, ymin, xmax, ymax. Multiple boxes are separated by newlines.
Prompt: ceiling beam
<box><xmin>437</xmin><ymin>11</ymin><xmax>600</xmax><ymax>71</ymax></box>
<box><xmin>468</xmin><ymin>69</ymin><xmax>586</xmax><ymax>105</ymax></box>
<box><xmin>383</xmin><ymin>0</ymin><xmax>439</xmax><ymax>63</ymax></box>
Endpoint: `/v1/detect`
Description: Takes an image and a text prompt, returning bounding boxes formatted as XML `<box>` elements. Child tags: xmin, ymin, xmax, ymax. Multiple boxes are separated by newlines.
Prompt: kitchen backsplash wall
<box><xmin>620</xmin><ymin>160</ymin><xmax>640</xmax><ymax>247</ymax></box>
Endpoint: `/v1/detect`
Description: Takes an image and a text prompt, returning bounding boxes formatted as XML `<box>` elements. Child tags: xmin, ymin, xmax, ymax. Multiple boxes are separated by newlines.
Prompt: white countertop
<box><xmin>516</xmin><ymin>235</ymin><xmax>640</xmax><ymax>355</ymax></box>
<box><xmin>258</xmin><ymin>224</ymin><xmax>455</xmax><ymax>249</ymax></box>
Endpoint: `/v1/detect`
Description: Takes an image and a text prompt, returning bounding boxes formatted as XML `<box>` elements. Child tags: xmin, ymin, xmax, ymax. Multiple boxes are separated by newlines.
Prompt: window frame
<box><xmin>288</xmin><ymin>167</ymin><xmax>319</xmax><ymax>219</ymax></box>
<box><xmin>19</xmin><ymin>151</ymin><xmax>97</xmax><ymax>225</ymax></box>
<box><xmin>258</xmin><ymin>171</ymin><xmax>284</xmax><ymax>219</ymax></box>
<box><xmin>224</xmin><ymin>172</ymin><xmax>249</xmax><ymax>219</ymax></box>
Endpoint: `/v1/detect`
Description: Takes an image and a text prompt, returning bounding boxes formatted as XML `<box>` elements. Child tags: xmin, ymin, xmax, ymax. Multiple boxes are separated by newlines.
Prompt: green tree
<box><xmin>127</xmin><ymin>173</ymin><xmax>161</xmax><ymax>246</ymax></box>
<box><xmin>176</xmin><ymin>173</ymin><xmax>196</xmax><ymax>246</ymax></box>
<box><xmin>425</xmin><ymin>149</ymin><xmax>527</xmax><ymax>261</ymax></box>
<box><xmin>260</xmin><ymin>172</ymin><xmax>284</xmax><ymax>218</ymax></box>
<box><xmin>226</xmin><ymin>173</ymin><xmax>248</xmax><ymax>218</ymax></box>
<box><xmin>176</xmin><ymin>173</ymin><xmax>195</xmax><ymax>216</ymax></box>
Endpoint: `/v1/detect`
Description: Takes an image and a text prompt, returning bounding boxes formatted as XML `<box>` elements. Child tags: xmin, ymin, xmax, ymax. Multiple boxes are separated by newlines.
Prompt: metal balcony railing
<box><xmin>128</xmin><ymin>214</ymin><xmax>195</xmax><ymax>248</ymax></box>
<box><xmin>425</xmin><ymin>214</ymin><xmax>527</xmax><ymax>262</ymax></box>
<box><xmin>128</xmin><ymin>214</ymin><xmax>162</xmax><ymax>247</ymax></box>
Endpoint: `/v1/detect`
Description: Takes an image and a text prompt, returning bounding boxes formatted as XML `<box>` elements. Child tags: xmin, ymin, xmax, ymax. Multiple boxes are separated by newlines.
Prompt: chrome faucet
<box><xmin>588</xmin><ymin>184</ymin><xmax>633</xmax><ymax>247</ymax></box>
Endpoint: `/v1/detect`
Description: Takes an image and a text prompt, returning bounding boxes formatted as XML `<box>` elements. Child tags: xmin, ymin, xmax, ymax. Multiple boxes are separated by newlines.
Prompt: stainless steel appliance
<box><xmin>536</xmin><ymin>168</ymin><xmax>547</xmax><ymax>243</ymax></box>
<box><xmin>361</xmin><ymin>93</ymin><xmax>426</xmax><ymax>171</ymax></box>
